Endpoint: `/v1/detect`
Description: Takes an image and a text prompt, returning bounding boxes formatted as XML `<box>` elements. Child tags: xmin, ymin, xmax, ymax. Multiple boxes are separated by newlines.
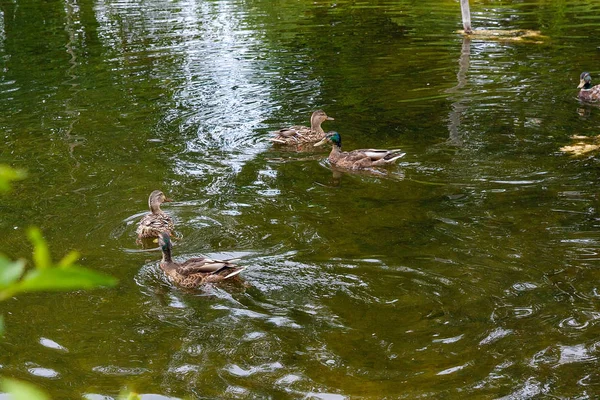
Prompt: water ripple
<box><xmin>39</xmin><ymin>337</ymin><xmax>68</xmax><ymax>352</ymax></box>
<box><xmin>27</xmin><ymin>366</ymin><xmax>60</xmax><ymax>379</ymax></box>
<box><xmin>479</xmin><ymin>327</ymin><xmax>513</xmax><ymax>346</ymax></box>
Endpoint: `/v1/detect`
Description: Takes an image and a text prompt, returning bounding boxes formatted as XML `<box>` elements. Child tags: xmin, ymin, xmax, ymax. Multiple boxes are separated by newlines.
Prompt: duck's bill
<box><xmin>578</xmin><ymin>79</ymin><xmax>585</xmax><ymax>89</ymax></box>
<box><xmin>314</xmin><ymin>137</ymin><xmax>328</xmax><ymax>147</ymax></box>
<box><xmin>326</xmin><ymin>116</ymin><xmax>335</xmax><ymax>120</ymax></box>
<box><xmin>164</xmin><ymin>197</ymin><xmax>173</xmax><ymax>202</ymax></box>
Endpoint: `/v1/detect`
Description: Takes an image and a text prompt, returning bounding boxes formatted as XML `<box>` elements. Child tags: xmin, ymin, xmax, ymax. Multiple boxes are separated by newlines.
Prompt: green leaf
<box><xmin>119</xmin><ymin>391</ymin><xmax>142</xmax><ymax>400</ymax></box>
<box><xmin>0</xmin><ymin>378</ymin><xmax>50</xmax><ymax>400</ymax></box>
<box><xmin>58</xmin><ymin>250</ymin><xmax>80</xmax><ymax>268</ymax></box>
<box><xmin>0</xmin><ymin>256</ymin><xmax>26</xmax><ymax>288</ymax></box>
<box><xmin>13</xmin><ymin>266</ymin><xmax>118</xmax><ymax>294</ymax></box>
<box><xmin>0</xmin><ymin>165</ymin><xmax>27</xmax><ymax>193</ymax></box>
<box><xmin>27</xmin><ymin>228</ymin><xmax>51</xmax><ymax>270</ymax></box>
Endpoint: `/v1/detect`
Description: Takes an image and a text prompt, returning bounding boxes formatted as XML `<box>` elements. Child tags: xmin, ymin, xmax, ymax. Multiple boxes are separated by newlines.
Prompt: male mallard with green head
<box><xmin>270</xmin><ymin>110</ymin><xmax>334</xmax><ymax>145</ymax></box>
<box><xmin>158</xmin><ymin>232</ymin><xmax>245</xmax><ymax>288</ymax></box>
<box><xmin>578</xmin><ymin>72</ymin><xmax>600</xmax><ymax>102</ymax></box>
<box><xmin>136</xmin><ymin>190</ymin><xmax>174</xmax><ymax>239</ymax></box>
<box><xmin>314</xmin><ymin>132</ymin><xmax>405</xmax><ymax>170</ymax></box>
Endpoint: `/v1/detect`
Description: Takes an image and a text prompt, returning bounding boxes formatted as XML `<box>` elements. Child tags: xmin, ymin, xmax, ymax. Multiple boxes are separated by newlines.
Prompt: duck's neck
<box><xmin>330</xmin><ymin>143</ymin><xmax>343</xmax><ymax>158</ymax></box>
<box><xmin>582</xmin><ymin>82</ymin><xmax>593</xmax><ymax>90</ymax></box>
<box><xmin>160</xmin><ymin>247</ymin><xmax>173</xmax><ymax>265</ymax></box>
<box><xmin>310</xmin><ymin>118</ymin><xmax>324</xmax><ymax>134</ymax></box>
<box><xmin>150</xmin><ymin>202</ymin><xmax>163</xmax><ymax>214</ymax></box>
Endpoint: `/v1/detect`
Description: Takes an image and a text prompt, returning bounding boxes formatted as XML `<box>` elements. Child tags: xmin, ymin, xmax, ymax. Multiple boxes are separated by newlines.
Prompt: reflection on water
<box><xmin>95</xmin><ymin>0</ymin><xmax>273</xmax><ymax>197</ymax></box>
<box><xmin>446</xmin><ymin>37</ymin><xmax>471</xmax><ymax>146</ymax></box>
<box><xmin>2</xmin><ymin>0</ymin><xmax>600</xmax><ymax>398</ymax></box>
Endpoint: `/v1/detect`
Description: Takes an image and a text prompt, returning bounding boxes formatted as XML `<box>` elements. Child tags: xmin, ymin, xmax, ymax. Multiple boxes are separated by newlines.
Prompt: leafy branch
<box><xmin>0</xmin><ymin>165</ymin><xmax>121</xmax><ymax>399</ymax></box>
<box><xmin>0</xmin><ymin>227</ymin><xmax>118</xmax><ymax>303</ymax></box>
<box><xmin>0</xmin><ymin>165</ymin><xmax>26</xmax><ymax>193</ymax></box>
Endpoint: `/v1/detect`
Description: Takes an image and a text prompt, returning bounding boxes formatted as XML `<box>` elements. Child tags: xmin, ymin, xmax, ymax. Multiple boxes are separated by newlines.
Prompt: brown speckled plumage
<box><xmin>270</xmin><ymin>110</ymin><xmax>334</xmax><ymax>145</ymax></box>
<box><xmin>158</xmin><ymin>232</ymin><xmax>245</xmax><ymax>289</ymax></box>
<box><xmin>314</xmin><ymin>132</ymin><xmax>405</xmax><ymax>170</ymax></box>
<box><xmin>136</xmin><ymin>190</ymin><xmax>174</xmax><ymax>239</ymax></box>
<box><xmin>578</xmin><ymin>72</ymin><xmax>600</xmax><ymax>102</ymax></box>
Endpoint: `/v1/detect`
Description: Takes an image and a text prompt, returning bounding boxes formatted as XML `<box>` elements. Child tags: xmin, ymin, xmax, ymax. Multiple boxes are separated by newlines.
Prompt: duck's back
<box><xmin>579</xmin><ymin>84</ymin><xmax>600</xmax><ymax>102</ymax></box>
<box><xmin>137</xmin><ymin>212</ymin><xmax>174</xmax><ymax>238</ymax></box>
<box><xmin>162</xmin><ymin>257</ymin><xmax>245</xmax><ymax>288</ymax></box>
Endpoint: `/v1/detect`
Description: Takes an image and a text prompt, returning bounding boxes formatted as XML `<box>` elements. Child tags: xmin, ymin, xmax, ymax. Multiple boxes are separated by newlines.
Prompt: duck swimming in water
<box><xmin>158</xmin><ymin>232</ymin><xmax>245</xmax><ymax>288</ymax></box>
<box><xmin>136</xmin><ymin>190</ymin><xmax>174</xmax><ymax>239</ymax></box>
<box><xmin>270</xmin><ymin>110</ymin><xmax>334</xmax><ymax>145</ymax></box>
<box><xmin>578</xmin><ymin>72</ymin><xmax>600</xmax><ymax>102</ymax></box>
<box><xmin>314</xmin><ymin>132</ymin><xmax>405</xmax><ymax>170</ymax></box>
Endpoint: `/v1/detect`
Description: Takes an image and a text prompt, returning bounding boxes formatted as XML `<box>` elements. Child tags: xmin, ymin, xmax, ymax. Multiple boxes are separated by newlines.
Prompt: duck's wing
<box><xmin>136</xmin><ymin>213</ymin><xmax>174</xmax><ymax>237</ymax></box>
<box><xmin>270</xmin><ymin>125</ymin><xmax>311</xmax><ymax>140</ymax></box>
<box><xmin>357</xmin><ymin>149</ymin><xmax>405</xmax><ymax>161</ymax></box>
<box><xmin>338</xmin><ymin>149</ymin><xmax>364</xmax><ymax>161</ymax></box>
<box><xmin>591</xmin><ymin>84</ymin><xmax>600</xmax><ymax>100</ymax></box>
<box><xmin>177</xmin><ymin>257</ymin><xmax>240</xmax><ymax>276</ymax></box>
<box><xmin>273</xmin><ymin>128</ymin><xmax>299</xmax><ymax>138</ymax></box>
<box><xmin>202</xmin><ymin>265</ymin><xmax>247</xmax><ymax>283</ymax></box>
<box><xmin>145</xmin><ymin>214</ymin><xmax>173</xmax><ymax>228</ymax></box>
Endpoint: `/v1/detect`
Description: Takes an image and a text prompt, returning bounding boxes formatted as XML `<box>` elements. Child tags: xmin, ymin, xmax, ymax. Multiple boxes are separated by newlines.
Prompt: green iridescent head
<box><xmin>158</xmin><ymin>232</ymin><xmax>172</xmax><ymax>252</ymax></box>
<box><xmin>326</xmin><ymin>131</ymin><xmax>341</xmax><ymax>145</ymax></box>
<box><xmin>314</xmin><ymin>131</ymin><xmax>342</xmax><ymax>148</ymax></box>
<box><xmin>579</xmin><ymin>72</ymin><xmax>593</xmax><ymax>89</ymax></box>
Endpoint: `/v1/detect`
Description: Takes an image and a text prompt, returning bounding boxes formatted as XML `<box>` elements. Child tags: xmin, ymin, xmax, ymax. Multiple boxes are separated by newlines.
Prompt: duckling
<box><xmin>270</xmin><ymin>110</ymin><xmax>334</xmax><ymax>145</ymax></box>
<box><xmin>314</xmin><ymin>132</ymin><xmax>405</xmax><ymax>170</ymax></box>
<box><xmin>158</xmin><ymin>232</ymin><xmax>245</xmax><ymax>288</ymax></box>
<box><xmin>136</xmin><ymin>190</ymin><xmax>174</xmax><ymax>239</ymax></box>
<box><xmin>578</xmin><ymin>72</ymin><xmax>600</xmax><ymax>102</ymax></box>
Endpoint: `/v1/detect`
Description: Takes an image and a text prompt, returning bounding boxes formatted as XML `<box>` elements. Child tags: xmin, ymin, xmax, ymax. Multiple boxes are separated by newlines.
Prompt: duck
<box><xmin>136</xmin><ymin>190</ymin><xmax>175</xmax><ymax>239</ymax></box>
<box><xmin>270</xmin><ymin>110</ymin><xmax>334</xmax><ymax>145</ymax></box>
<box><xmin>578</xmin><ymin>72</ymin><xmax>600</xmax><ymax>102</ymax></box>
<box><xmin>314</xmin><ymin>132</ymin><xmax>405</xmax><ymax>170</ymax></box>
<box><xmin>158</xmin><ymin>232</ymin><xmax>245</xmax><ymax>288</ymax></box>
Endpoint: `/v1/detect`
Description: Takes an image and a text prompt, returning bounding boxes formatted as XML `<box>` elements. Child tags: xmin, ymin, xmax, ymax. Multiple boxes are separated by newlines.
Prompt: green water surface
<box><xmin>1</xmin><ymin>0</ymin><xmax>600</xmax><ymax>398</ymax></box>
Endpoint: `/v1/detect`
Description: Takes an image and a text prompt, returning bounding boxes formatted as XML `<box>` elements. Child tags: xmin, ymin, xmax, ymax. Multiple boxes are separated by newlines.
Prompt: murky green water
<box><xmin>1</xmin><ymin>0</ymin><xmax>600</xmax><ymax>398</ymax></box>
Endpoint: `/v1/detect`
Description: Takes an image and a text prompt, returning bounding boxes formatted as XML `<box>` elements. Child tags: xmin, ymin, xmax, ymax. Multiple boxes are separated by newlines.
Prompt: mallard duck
<box><xmin>136</xmin><ymin>190</ymin><xmax>174</xmax><ymax>239</ymax></box>
<box><xmin>158</xmin><ymin>232</ymin><xmax>245</xmax><ymax>288</ymax></box>
<box><xmin>270</xmin><ymin>110</ymin><xmax>334</xmax><ymax>145</ymax></box>
<box><xmin>314</xmin><ymin>132</ymin><xmax>405</xmax><ymax>170</ymax></box>
<box><xmin>578</xmin><ymin>72</ymin><xmax>600</xmax><ymax>102</ymax></box>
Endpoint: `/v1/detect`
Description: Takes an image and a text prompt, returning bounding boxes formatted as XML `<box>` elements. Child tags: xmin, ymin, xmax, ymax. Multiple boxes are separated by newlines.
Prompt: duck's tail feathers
<box><xmin>269</xmin><ymin>138</ymin><xmax>287</xmax><ymax>144</ymax></box>
<box><xmin>383</xmin><ymin>151</ymin><xmax>406</xmax><ymax>163</ymax></box>
<box><xmin>363</xmin><ymin>149</ymin><xmax>405</xmax><ymax>161</ymax></box>
<box><xmin>223</xmin><ymin>266</ymin><xmax>246</xmax><ymax>279</ymax></box>
<box><xmin>203</xmin><ymin>257</ymin><xmax>241</xmax><ymax>263</ymax></box>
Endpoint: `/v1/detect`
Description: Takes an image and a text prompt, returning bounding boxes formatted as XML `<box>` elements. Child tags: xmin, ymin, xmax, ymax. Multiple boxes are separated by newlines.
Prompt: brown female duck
<box><xmin>270</xmin><ymin>110</ymin><xmax>334</xmax><ymax>145</ymax></box>
<box><xmin>314</xmin><ymin>132</ymin><xmax>405</xmax><ymax>170</ymax></box>
<box><xmin>158</xmin><ymin>232</ymin><xmax>245</xmax><ymax>288</ymax></box>
<box><xmin>136</xmin><ymin>190</ymin><xmax>174</xmax><ymax>239</ymax></box>
<box><xmin>578</xmin><ymin>72</ymin><xmax>600</xmax><ymax>102</ymax></box>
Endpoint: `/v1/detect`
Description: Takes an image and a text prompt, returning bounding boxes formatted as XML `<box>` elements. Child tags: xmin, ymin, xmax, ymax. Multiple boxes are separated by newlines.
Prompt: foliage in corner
<box><xmin>0</xmin><ymin>164</ymin><xmax>119</xmax><ymax>399</ymax></box>
<box><xmin>0</xmin><ymin>165</ymin><xmax>26</xmax><ymax>193</ymax></box>
<box><xmin>0</xmin><ymin>378</ymin><xmax>50</xmax><ymax>400</ymax></box>
<box><xmin>0</xmin><ymin>227</ymin><xmax>118</xmax><ymax>302</ymax></box>
<box><xmin>119</xmin><ymin>390</ymin><xmax>142</xmax><ymax>400</ymax></box>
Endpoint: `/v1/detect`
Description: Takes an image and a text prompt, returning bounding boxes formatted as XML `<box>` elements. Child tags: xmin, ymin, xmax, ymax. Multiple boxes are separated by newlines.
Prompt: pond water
<box><xmin>1</xmin><ymin>0</ymin><xmax>600</xmax><ymax>398</ymax></box>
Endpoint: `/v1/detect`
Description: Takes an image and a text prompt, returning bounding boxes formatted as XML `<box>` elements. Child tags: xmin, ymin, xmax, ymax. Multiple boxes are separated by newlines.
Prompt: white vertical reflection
<box><xmin>176</xmin><ymin>1</ymin><xmax>272</xmax><ymax>164</ymax></box>
<box><xmin>93</xmin><ymin>0</ymin><xmax>273</xmax><ymax>182</ymax></box>
<box><xmin>0</xmin><ymin>9</ymin><xmax>4</xmax><ymax>49</ymax></box>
